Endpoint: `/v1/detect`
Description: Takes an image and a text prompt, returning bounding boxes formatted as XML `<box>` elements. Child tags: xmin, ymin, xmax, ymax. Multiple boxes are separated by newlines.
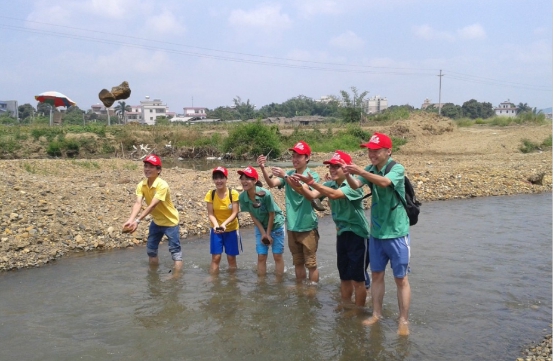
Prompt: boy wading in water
<box><xmin>123</xmin><ymin>154</ymin><xmax>183</xmax><ymax>273</ymax></box>
<box><xmin>342</xmin><ymin>133</ymin><xmax>412</xmax><ymax>336</ymax></box>
<box><xmin>257</xmin><ymin>141</ymin><xmax>321</xmax><ymax>283</ymax></box>
<box><xmin>292</xmin><ymin>151</ymin><xmax>370</xmax><ymax>308</ymax></box>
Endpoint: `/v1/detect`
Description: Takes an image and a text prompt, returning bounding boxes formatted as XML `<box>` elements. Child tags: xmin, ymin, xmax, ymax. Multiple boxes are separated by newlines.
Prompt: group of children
<box><xmin>123</xmin><ymin>132</ymin><xmax>412</xmax><ymax>335</ymax></box>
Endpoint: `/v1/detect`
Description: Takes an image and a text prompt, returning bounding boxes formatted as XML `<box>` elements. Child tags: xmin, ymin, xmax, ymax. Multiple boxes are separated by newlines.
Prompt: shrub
<box><xmin>47</xmin><ymin>141</ymin><xmax>62</xmax><ymax>156</ymax></box>
<box><xmin>224</xmin><ymin>121</ymin><xmax>281</xmax><ymax>157</ymax></box>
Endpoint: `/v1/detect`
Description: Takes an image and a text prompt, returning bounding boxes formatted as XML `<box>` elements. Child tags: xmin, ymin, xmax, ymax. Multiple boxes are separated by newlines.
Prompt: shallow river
<box><xmin>0</xmin><ymin>193</ymin><xmax>551</xmax><ymax>361</ymax></box>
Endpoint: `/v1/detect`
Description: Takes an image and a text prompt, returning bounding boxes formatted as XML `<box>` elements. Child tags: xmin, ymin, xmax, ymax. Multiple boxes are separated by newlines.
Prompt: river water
<box><xmin>0</xmin><ymin>193</ymin><xmax>551</xmax><ymax>361</ymax></box>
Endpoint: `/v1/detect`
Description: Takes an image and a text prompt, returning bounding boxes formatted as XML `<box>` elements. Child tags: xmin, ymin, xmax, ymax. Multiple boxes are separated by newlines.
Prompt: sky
<box><xmin>1</xmin><ymin>0</ymin><xmax>552</xmax><ymax>113</ymax></box>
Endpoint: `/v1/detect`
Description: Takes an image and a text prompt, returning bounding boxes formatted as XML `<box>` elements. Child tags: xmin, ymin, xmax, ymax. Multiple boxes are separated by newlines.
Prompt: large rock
<box><xmin>111</xmin><ymin>81</ymin><xmax>131</xmax><ymax>101</ymax></box>
<box><xmin>98</xmin><ymin>81</ymin><xmax>131</xmax><ymax>107</ymax></box>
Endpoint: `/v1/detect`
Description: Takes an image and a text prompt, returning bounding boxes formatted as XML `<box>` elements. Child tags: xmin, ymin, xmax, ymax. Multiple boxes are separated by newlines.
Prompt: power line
<box><xmin>0</xmin><ymin>16</ymin><xmax>551</xmax><ymax>92</ymax></box>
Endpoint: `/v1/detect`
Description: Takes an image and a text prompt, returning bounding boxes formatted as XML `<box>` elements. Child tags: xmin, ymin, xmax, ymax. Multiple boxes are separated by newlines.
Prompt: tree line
<box><xmin>1</xmin><ymin>87</ymin><xmax>546</xmax><ymax>125</ymax></box>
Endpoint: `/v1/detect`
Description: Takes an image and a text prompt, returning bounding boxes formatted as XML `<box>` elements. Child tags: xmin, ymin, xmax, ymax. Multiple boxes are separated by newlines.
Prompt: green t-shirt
<box><xmin>278</xmin><ymin>168</ymin><xmax>320</xmax><ymax>232</ymax></box>
<box><xmin>358</xmin><ymin>158</ymin><xmax>409</xmax><ymax>239</ymax></box>
<box><xmin>322</xmin><ymin>180</ymin><xmax>370</xmax><ymax>239</ymax></box>
<box><xmin>238</xmin><ymin>186</ymin><xmax>284</xmax><ymax>230</ymax></box>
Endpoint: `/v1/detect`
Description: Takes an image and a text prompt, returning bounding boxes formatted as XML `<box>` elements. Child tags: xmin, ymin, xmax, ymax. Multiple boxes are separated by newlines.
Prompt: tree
<box><xmin>114</xmin><ymin>101</ymin><xmax>132</xmax><ymax>124</ymax></box>
<box><xmin>18</xmin><ymin>103</ymin><xmax>36</xmax><ymax>121</ymax></box>
<box><xmin>440</xmin><ymin>103</ymin><xmax>463</xmax><ymax>119</ymax></box>
<box><xmin>461</xmin><ymin>99</ymin><xmax>494</xmax><ymax>119</ymax></box>
<box><xmin>208</xmin><ymin>106</ymin><xmax>237</xmax><ymax>120</ymax></box>
<box><xmin>63</xmin><ymin>106</ymin><xmax>86</xmax><ymax>125</ymax></box>
<box><xmin>516</xmin><ymin>102</ymin><xmax>532</xmax><ymax>114</ymax></box>
<box><xmin>339</xmin><ymin>86</ymin><xmax>369</xmax><ymax>123</ymax></box>
<box><xmin>36</xmin><ymin>102</ymin><xmax>53</xmax><ymax>116</ymax></box>
<box><xmin>233</xmin><ymin>96</ymin><xmax>257</xmax><ymax>120</ymax></box>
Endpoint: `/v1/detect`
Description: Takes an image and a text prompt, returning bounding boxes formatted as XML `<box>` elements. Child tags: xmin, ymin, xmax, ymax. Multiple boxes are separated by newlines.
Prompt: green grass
<box><xmin>20</xmin><ymin>162</ymin><xmax>37</xmax><ymax>174</ymax></box>
<box><xmin>71</xmin><ymin>160</ymin><xmax>100</xmax><ymax>169</ymax></box>
<box><xmin>520</xmin><ymin>135</ymin><xmax>553</xmax><ymax>153</ymax></box>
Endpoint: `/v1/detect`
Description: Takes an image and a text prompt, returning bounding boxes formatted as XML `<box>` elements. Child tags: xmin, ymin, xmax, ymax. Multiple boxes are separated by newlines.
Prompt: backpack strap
<box><xmin>383</xmin><ymin>160</ymin><xmax>408</xmax><ymax>210</ymax></box>
<box><xmin>211</xmin><ymin>189</ymin><xmax>216</xmax><ymax>201</ymax></box>
<box><xmin>212</xmin><ymin>188</ymin><xmax>234</xmax><ymax>203</ymax></box>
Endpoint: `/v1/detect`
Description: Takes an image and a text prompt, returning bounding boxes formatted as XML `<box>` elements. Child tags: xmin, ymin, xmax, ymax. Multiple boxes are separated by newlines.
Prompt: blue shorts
<box><xmin>254</xmin><ymin>226</ymin><xmax>285</xmax><ymax>255</ymax></box>
<box><xmin>210</xmin><ymin>229</ymin><xmax>241</xmax><ymax>256</ymax></box>
<box><xmin>336</xmin><ymin>231</ymin><xmax>369</xmax><ymax>283</ymax></box>
<box><xmin>146</xmin><ymin>222</ymin><xmax>182</xmax><ymax>261</ymax></box>
<box><xmin>369</xmin><ymin>234</ymin><xmax>410</xmax><ymax>278</ymax></box>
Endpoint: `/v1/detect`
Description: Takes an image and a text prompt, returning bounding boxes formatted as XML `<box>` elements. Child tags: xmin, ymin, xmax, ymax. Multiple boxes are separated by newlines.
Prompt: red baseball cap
<box><xmin>212</xmin><ymin>166</ymin><xmax>228</xmax><ymax>178</ymax></box>
<box><xmin>237</xmin><ymin>166</ymin><xmax>259</xmax><ymax>181</ymax></box>
<box><xmin>360</xmin><ymin>132</ymin><xmax>392</xmax><ymax>150</ymax></box>
<box><xmin>143</xmin><ymin>154</ymin><xmax>162</xmax><ymax>166</ymax></box>
<box><xmin>288</xmin><ymin>140</ymin><xmax>311</xmax><ymax>156</ymax></box>
<box><xmin>323</xmin><ymin>150</ymin><xmax>352</xmax><ymax>165</ymax></box>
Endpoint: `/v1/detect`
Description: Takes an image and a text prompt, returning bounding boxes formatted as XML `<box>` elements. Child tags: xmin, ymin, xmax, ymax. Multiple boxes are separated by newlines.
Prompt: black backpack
<box><xmin>367</xmin><ymin>161</ymin><xmax>421</xmax><ymax>226</ymax></box>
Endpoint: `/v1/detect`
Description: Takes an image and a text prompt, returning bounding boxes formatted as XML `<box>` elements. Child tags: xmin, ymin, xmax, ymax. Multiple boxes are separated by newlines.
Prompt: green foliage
<box><xmin>155</xmin><ymin>116</ymin><xmax>171</xmax><ymax>126</ymax></box>
<box><xmin>224</xmin><ymin>120</ymin><xmax>281</xmax><ymax>157</ymax></box>
<box><xmin>339</xmin><ymin>87</ymin><xmax>369</xmax><ymax>123</ymax></box>
<box><xmin>18</xmin><ymin>103</ymin><xmax>36</xmax><ymax>121</ymax></box>
<box><xmin>71</xmin><ymin>160</ymin><xmax>100</xmax><ymax>169</ymax></box>
<box><xmin>258</xmin><ymin>95</ymin><xmax>340</xmax><ymax>118</ymax></box>
<box><xmin>0</xmin><ymin>112</ymin><xmax>18</xmax><ymax>125</ymax></box>
<box><xmin>31</xmin><ymin>127</ymin><xmax>65</xmax><ymax>141</ymax></box>
<box><xmin>0</xmin><ymin>137</ymin><xmax>21</xmax><ymax>153</ymax></box>
<box><xmin>519</xmin><ymin>136</ymin><xmax>552</xmax><ymax>153</ymax></box>
<box><xmin>233</xmin><ymin>96</ymin><xmax>256</xmax><ymax>120</ymax></box>
<box><xmin>461</xmin><ymin>99</ymin><xmax>494</xmax><ymax>119</ymax></box>
<box><xmin>46</xmin><ymin>141</ymin><xmax>62</xmax><ymax>156</ymax></box>
<box><xmin>370</xmin><ymin>106</ymin><xmax>411</xmax><ymax>122</ymax></box>
<box><xmin>541</xmin><ymin>134</ymin><xmax>552</xmax><ymax>148</ymax></box>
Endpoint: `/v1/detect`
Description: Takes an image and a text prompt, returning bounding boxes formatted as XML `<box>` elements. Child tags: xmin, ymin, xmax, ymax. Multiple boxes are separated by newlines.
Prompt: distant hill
<box><xmin>539</xmin><ymin>107</ymin><xmax>552</xmax><ymax>114</ymax></box>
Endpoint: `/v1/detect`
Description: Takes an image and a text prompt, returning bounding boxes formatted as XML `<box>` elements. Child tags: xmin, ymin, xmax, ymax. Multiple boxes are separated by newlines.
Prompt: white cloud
<box><xmin>412</xmin><ymin>24</ymin><xmax>455</xmax><ymax>41</ymax></box>
<box><xmin>457</xmin><ymin>24</ymin><xmax>486</xmax><ymax>40</ymax></box>
<box><xmin>146</xmin><ymin>10</ymin><xmax>185</xmax><ymax>35</ymax></box>
<box><xmin>295</xmin><ymin>0</ymin><xmax>343</xmax><ymax>17</ymax></box>
<box><xmin>413</xmin><ymin>23</ymin><xmax>486</xmax><ymax>42</ymax></box>
<box><xmin>228</xmin><ymin>4</ymin><xmax>292</xmax><ymax>31</ymax></box>
<box><xmin>83</xmin><ymin>0</ymin><xmax>139</xmax><ymax>19</ymax></box>
<box><xmin>329</xmin><ymin>31</ymin><xmax>365</xmax><ymax>50</ymax></box>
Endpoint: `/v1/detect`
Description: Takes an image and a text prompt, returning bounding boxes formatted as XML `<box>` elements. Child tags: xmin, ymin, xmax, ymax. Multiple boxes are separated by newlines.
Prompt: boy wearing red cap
<box><xmin>292</xmin><ymin>151</ymin><xmax>370</xmax><ymax>307</ymax></box>
<box><xmin>123</xmin><ymin>154</ymin><xmax>183</xmax><ymax>272</ymax></box>
<box><xmin>342</xmin><ymin>132</ymin><xmax>411</xmax><ymax>335</ymax></box>
<box><xmin>205</xmin><ymin>166</ymin><xmax>240</xmax><ymax>274</ymax></box>
<box><xmin>238</xmin><ymin>166</ymin><xmax>286</xmax><ymax>277</ymax></box>
<box><xmin>257</xmin><ymin>141</ymin><xmax>321</xmax><ymax>283</ymax></box>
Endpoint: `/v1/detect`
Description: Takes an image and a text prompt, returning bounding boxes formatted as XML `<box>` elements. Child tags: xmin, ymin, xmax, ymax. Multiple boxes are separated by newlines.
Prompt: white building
<box><xmin>183</xmin><ymin>107</ymin><xmax>207</xmax><ymax>119</ymax></box>
<box><xmin>141</xmin><ymin>96</ymin><xmax>167</xmax><ymax>125</ymax></box>
<box><xmin>494</xmin><ymin>100</ymin><xmax>517</xmax><ymax>117</ymax></box>
<box><xmin>365</xmin><ymin>95</ymin><xmax>388</xmax><ymax>114</ymax></box>
<box><xmin>0</xmin><ymin>100</ymin><xmax>18</xmax><ymax>119</ymax></box>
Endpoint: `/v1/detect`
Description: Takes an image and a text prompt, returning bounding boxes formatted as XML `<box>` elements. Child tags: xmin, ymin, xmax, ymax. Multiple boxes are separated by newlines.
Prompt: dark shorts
<box><xmin>336</xmin><ymin>231</ymin><xmax>369</xmax><ymax>283</ymax></box>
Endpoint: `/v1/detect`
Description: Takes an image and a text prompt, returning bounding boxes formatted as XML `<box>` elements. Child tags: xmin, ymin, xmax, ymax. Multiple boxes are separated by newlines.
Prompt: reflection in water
<box><xmin>0</xmin><ymin>194</ymin><xmax>551</xmax><ymax>361</ymax></box>
<box><xmin>135</xmin><ymin>269</ymin><xmax>186</xmax><ymax>328</ymax></box>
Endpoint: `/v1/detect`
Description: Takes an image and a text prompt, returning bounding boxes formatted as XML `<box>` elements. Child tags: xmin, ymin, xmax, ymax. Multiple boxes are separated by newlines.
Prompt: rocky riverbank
<box><xmin>1</xmin><ymin>119</ymin><xmax>552</xmax><ymax>272</ymax></box>
<box><xmin>518</xmin><ymin>333</ymin><xmax>552</xmax><ymax>361</ymax></box>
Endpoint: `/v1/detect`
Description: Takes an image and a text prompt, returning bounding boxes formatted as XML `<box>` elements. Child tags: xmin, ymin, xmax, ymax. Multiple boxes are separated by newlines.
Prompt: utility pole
<box><xmin>438</xmin><ymin>69</ymin><xmax>444</xmax><ymax>116</ymax></box>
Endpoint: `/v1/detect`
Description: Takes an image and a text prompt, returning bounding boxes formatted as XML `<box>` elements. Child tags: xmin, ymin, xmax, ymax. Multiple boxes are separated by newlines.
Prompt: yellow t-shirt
<box><xmin>136</xmin><ymin>177</ymin><xmax>179</xmax><ymax>227</ymax></box>
<box><xmin>204</xmin><ymin>188</ymin><xmax>240</xmax><ymax>231</ymax></box>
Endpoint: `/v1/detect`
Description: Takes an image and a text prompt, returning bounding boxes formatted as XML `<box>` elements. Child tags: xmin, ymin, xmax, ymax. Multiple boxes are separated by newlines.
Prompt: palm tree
<box><xmin>114</xmin><ymin>101</ymin><xmax>132</xmax><ymax>124</ymax></box>
<box><xmin>516</xmin><ymin>102</ymin><xmax>532</xmax><ymax>115</ymax></box>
